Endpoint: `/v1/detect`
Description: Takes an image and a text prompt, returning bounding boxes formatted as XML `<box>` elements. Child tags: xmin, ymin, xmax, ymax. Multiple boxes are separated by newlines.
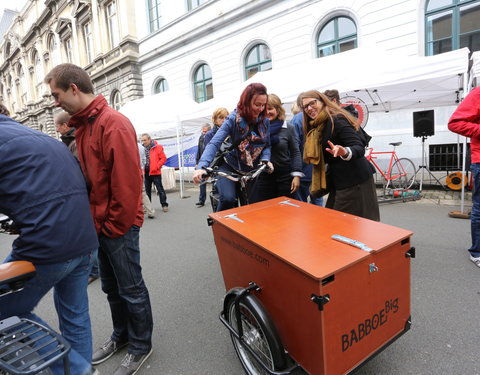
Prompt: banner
<box><xmin>158</xmin><ymin>134</ymin><xmax>199</xmax><ymax>168</ymax></box>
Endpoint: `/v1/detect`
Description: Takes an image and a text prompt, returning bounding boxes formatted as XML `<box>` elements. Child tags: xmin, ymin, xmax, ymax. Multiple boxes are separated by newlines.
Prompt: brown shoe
<box><xmin>162</xmin><ymin>206</ymin><xmax>169</xmax><ymax>212</ymax></box>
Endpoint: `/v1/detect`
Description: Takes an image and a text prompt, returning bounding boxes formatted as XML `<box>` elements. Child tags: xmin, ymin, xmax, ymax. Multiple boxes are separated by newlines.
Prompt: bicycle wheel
<box><xmin>390</xmin><ymin>158</ymin><xmax>416</xmax><ymax>190</ymax></box>
<box><xmin>226</xmin><ymin>294</ymin><xmax>286</xmax><ymax>375</ymax></box>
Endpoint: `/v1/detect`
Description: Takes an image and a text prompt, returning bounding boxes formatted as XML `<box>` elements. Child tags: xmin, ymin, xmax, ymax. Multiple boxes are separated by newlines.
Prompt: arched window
<box><xmin>48</xmin><ymin>34</ymin><xmax>60</xmax><ymax>68</ymax></box>
<box><xmin>193</xmin><ymin>64</ymin><xmax>213</xmax><ymax>103</ymax></box>
<box><xmin>316</xmin><ymin>16</ymin><xmax>357</xmax><ymax>57</ymax></box>
<box><xmin>153</xmin><ymin>78</ymin><xmax>169</xmax><ymax>93</ymax></box>
<box><xmin>425</xmin><ymin>0</ymin><xmax>480</xmax><ymax>56</ymax></box>
<box><xmin>111</xmin><ymin>90</ymin><xmax>122</xmax><ymax>110</ymax></box>
<box><xmin>244</xmin><ymin>43</ymin><xmax>272</xmax><ymax>80</ymax></box>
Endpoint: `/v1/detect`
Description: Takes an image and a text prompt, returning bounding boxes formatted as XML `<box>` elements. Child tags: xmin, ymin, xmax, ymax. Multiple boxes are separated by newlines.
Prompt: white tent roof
<box><xmin>181</xmin><ymin>47</ymin><xmax>469</xmax><ymax>122</ymax></box>
<box><xmin>119</xmin><ymin>90</ymin><xmax>202</xmax><ymax>138</ymax></box>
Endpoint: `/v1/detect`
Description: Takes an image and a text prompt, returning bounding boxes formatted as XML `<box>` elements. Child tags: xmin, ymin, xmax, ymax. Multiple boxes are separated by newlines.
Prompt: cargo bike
<box><xmin>207</xmin><ymin>197</ymin><xmax>415</xmax><ymax>375</ymax></box>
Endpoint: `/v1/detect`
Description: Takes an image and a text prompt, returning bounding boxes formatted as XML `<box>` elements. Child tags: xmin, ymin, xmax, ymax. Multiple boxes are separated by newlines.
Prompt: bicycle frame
<box><xmin>366</xmin><ymin>148</ymin><xmax>406</xmax><ymax>188</ymax></box>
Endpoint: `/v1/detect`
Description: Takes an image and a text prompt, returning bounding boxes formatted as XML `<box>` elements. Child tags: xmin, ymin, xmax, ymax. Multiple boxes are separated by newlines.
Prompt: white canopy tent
<box><xmin>180</xmin><ymin>47</ymin><xmax>470</xmax><ymax>122</ymax></box>
<box><xmin>119</xmin><ymin>90</ymin><xmax>202</xmax><ymax>198</ymax></box>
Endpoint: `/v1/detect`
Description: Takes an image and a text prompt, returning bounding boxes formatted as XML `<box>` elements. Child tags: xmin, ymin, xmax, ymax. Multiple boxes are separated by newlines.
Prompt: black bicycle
<box><xmin>201</xmin><ymin>162</ymin><xmax>270</xmax><ymax>212</ymax></box>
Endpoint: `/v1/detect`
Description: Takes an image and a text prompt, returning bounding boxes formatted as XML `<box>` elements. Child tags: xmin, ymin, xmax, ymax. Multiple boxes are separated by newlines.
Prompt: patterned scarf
<box><xmin>304</xmin><ymin>110</ymin><xmax>329</xmax><ymax>196</ymax></box>
<box><xmin>236</xmin><ymin>113</ymin><xmax>268</xmax><ymax>168</ymax></box>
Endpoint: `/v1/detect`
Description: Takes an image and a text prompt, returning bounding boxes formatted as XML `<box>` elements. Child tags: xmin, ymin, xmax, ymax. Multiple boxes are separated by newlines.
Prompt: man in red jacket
<box><xmin>45</xmin><ymin>63</ymin><xmax>154</xmax><ymax>375</ymax></box>
<box><xmin>140</xmin><ymin>133</ymin><xmax>169</xmax><ymax>212</ymax></box>
<box><xmin>448</xmin><ymin>87</ymin><xmax>480</xmax><ymax>268</ymax></box>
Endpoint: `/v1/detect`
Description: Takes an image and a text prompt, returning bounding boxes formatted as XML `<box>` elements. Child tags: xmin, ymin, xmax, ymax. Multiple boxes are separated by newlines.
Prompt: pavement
<box><xmin>0</xmin><ymin>182</ymin><xmax>478</xmax><ymax>375</ymax></box>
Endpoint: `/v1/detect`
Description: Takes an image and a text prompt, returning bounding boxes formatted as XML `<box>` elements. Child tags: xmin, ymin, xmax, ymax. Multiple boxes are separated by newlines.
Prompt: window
<box><xmin>33</xmin><ymin>50</ymin><xmax>43</xmax><ymax>98</ymax></box>
<box><xmin>148</xmin><ymin>0</ymin><xmax>162</xmax><ymax>32</ymax></box>
<box><xmin>187</xmin><ymin>0</ymin><xmax>207</xmax><ymax>11</ymax></box>
<box><xmin>153</xmin><ymin>78</ymin><xmax>169</xmax><ymax>93</ymax></box>
<box><xmin>106</xmin><ymin>1</ymin><xmax>119</xmax><ymax>48</ymax></box>
<box><xmin>316</xmin><ymin>16</ymin><xmax>357</xmax><ymax>57</ymax></box>
<box><xmin>48</xmin><ymin>35</ymin><xmax>60</xmax><ymax>68</ymax></box>
<box><xmin>193</xmin><ymin>64</ymin><xmax>213</xmax><ymax>103</ymax></box>
<box><xmin>64</xmin><ymin>38</ymin><xmax>74</xmax><ymax>63</ymax></box>
<box><xmin>83</xmin><ymin>22</ymin><xmax>94</xmax><ymax>63</ymax></box>
<box><xmin>244</xmin><ymin>43</ymin><xmax>272</xmax><ymax>80</ymax></box>
<box><xmin>425</xmin><ymin>0</ymin><xmax>480</xmax><ymax>56</ymax></box>
<box><xmin>111</xmin><ymin>90</ymin><xmax>122</xmax><ymax>110</ymax></box>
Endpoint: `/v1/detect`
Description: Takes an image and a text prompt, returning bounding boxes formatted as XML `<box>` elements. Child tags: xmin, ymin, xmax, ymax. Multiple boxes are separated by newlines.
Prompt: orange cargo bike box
<box><xmin>207</xmin><ymin>197</ymin><xmax>414</xmax><ymax>375</ymax></box>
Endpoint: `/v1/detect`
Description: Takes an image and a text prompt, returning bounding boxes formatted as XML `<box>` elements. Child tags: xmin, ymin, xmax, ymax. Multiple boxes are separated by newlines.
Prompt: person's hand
<box><xmin>192</xmin><ymin>169</ymin><xmax>207</xmax><ymax>184</ymax></box>
<box><xmin>325</xmin><ymin>140</ymin><xmax>348</xmax><ymax>158</ymax></box>
<box><xmin>290</xmin><ymin>176</ymin><xmax>300</xmax><ymax>194</ymax></box>
<box><xmin>265</xmin><ymin>161</ymin><xmax>274</xmax><ymax>174</ymax></box>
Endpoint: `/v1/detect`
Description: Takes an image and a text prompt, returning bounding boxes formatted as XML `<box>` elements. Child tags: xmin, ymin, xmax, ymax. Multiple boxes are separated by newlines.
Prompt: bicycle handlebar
<box><xmin>201</xmin><ymin>162</ymin><xmax>270</xmax><ymax>183</ymax></box>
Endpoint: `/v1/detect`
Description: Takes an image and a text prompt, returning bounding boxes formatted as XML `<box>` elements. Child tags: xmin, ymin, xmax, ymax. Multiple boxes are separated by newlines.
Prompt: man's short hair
<box><xmin>54</xmin><ymin>112</ymin><xmax>71</xmax><ymax>126</ymax></box>
<box><xmin>141</xmin><ymin>133</ymin><xmax>151</xmax><ymax>140</ymax></box>
<box><xmin>201</xmin><ymin>123</ymin><xmax>210</xmax><ymax>130</ymax></box>
<box><xmin>324</xmin><ymin>89</ymin><xmax>341</xmax><ymax>102</ymax></box>
<box><xmin>0</xmin><ymin>103</ymin><xmax>10</xmax><ymax>116</ymax></box>
<box><xmin>44</xmin><ymin>63</ymin><xmax>94</xmax><ymax>94</ymax></box>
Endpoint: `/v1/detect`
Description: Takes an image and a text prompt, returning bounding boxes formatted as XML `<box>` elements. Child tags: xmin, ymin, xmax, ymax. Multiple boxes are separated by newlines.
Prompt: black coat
<box><xmin>322</xmin><ymin>115</ymin><xmax>375</xmax><ymax>190</ymax></box>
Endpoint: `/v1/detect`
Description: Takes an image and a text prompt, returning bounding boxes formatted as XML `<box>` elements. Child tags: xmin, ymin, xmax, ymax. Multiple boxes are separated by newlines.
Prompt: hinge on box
<box><xmin>405</xmin><ymin>247</ymin><xmax>416</xmax><ymax>258</ymax></box>
<box><xmin>207</xmin><ymin>218</ymin><xmax>214</xmax><ymax>226</ymax></box>
<box><xmin>311</xmin><ymin>294</ymin><xmax>330</xmax><ymax>311</ymax></box>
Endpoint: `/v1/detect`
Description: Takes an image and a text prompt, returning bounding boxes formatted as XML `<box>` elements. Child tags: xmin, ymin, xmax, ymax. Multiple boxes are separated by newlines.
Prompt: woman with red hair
<box><xmin>193</xmin><ymin>83</ymin><xmax>273</xmax><ymax>211</ymax></box>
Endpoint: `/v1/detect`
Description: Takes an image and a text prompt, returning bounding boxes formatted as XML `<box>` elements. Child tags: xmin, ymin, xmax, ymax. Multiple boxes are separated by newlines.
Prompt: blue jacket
<box><xmin>289</xmin><ymin>112</ymin><xmax>313</xmax><ymax>182</ymax></box>
<box><xmin>197</xmin><ymin>109</ymin><xmax>271</xmax><ymax>171</ymax></box>
<box><xmin>0</xmin><ymin>115</ymin><xmax>98</xmax><ymax>264</ymax></box>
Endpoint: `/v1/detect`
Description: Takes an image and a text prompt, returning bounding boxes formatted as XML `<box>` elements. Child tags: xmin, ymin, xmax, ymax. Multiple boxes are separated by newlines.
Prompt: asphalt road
<box><xmin>1</xmin><ymin>187</ymin><xmax>479</xmax><ymax>375</ymax></box>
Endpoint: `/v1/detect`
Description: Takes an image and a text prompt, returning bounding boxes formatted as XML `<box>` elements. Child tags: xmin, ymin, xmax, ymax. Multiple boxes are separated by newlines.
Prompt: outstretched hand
<box><xmin>325</xmin><ymin>140</ymin><xmax>347</xmax><ymax>158</ymax></box>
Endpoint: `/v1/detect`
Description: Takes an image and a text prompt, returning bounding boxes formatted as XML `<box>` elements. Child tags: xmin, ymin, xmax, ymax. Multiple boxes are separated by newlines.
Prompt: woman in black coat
<box><xmin>300</xmin><ymin>90</ymin><xmax>379</xmax><ymax>221</ymax></box>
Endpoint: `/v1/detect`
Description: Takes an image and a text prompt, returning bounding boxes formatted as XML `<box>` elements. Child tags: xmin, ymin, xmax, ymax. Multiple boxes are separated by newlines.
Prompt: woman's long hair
<box><xmin>300</xmin><ymin>90</ymin><xmax>358</xmax><ymax>139</ymax></box>
<box><xmin>237</xmin><ymin>83</ymin><xmax>268</xmax><ymax>123</ymax></box>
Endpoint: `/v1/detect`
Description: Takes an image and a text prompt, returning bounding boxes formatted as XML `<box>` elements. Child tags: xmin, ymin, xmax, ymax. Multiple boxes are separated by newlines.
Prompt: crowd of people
<box><xmin>2</xmin><ymin>61</ymin><xmax>477</xmax><ymax>375</ymax></box>
<box><xmin>192</xmin><ymin>83</ymin><xmax>380</xmax><ymax>221</ymax></box>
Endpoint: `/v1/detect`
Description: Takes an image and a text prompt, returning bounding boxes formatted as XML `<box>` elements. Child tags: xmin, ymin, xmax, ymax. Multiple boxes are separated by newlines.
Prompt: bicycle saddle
<box><xmin>389</xmin><ymin>142</ymin><xmax>402</xmax><ymax>147</ymax></box>
<box><xmin>0</xmin><ymin>261</ymin><xmax>36</xmax><ymax>291</ymax></box>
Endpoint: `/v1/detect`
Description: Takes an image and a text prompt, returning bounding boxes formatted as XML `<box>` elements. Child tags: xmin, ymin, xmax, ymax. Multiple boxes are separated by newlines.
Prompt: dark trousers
<box><xmin>145</xmin><ymin>173</ymin><xmax>168</xmax><ymax>207</ymax></box>
<box><xmin>199</xmin><ymin>182</ymin><xmax>207</xmax><ymax>204</ymax></box>
<box><xmin>98</xmin><ymin>225</ymin><xmax>153</xmax><ymax>355</ymax></box>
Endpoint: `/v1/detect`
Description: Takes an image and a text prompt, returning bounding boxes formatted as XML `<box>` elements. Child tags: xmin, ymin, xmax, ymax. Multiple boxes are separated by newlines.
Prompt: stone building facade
<box><xmin>0</xmin><ymin>0</ymin><xmax>143</xmax><ymax>137</ymax></box>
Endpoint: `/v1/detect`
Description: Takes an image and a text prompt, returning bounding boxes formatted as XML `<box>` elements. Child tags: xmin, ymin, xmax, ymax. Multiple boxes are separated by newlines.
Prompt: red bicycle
<box><xmin>366</xmin><ymin>142</ymin><xmax>416</xmax><ymax>190</ymax></box>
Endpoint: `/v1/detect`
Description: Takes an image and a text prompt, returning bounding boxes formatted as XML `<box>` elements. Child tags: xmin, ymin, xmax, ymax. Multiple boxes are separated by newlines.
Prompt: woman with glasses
<box><xmin>300</xmin><ymin>90</ymin><xmax>379</xmax><ymax>221</ymax></box>
<box><xmin>192</xmin><ymin>83</ymin><xmax>273</xmax><ymax>211</ymax></box>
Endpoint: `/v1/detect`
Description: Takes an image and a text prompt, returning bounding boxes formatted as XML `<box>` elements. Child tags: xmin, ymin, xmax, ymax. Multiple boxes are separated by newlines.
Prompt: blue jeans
<box><xmin>295</xmin><ymin>181</ymin><xmax>324</xmax><ymax>206</ymax></box>
<box><xmin>145</xmin><ymin>173</ymin><xmax>168</xmax><ymax>207</ymax></box>
<box><xmin>1</xmin><ymin>251</ymin><xmax>95</xmax><ymax>375</ymax></box>
<box><xmin>98</xmin><ymin>225</ymin><xmax>153</xmax><ymax>355</ymax></box>
<box><xmin>199</xmin><ymin>182</ymin><xmax>207</xmax><ymax>204</ymax></box>
<box><xmin>469</xmin><ymin>163</ymin><xmax>480</xmax><ymax>257</ymax></box>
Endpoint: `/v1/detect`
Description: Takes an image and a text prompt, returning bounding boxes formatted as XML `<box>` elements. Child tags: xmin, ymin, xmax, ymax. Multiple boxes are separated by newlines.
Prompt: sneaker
<box><xmin>470</xmin><ymin>255</ymin><xmax>480</xmax><ymax>267</ymax></box>
<box><xmin>147</xmin><ymin>215</ymin><xmax>155</xmax><ymax>219</ymax></box>
<box><xmin>195</xmin><ymin>202</ymin><xmax>205</xmax><ymax>207</ymax></box>
<box><xmin>162</xmin><ymin>206</ymin><xmax>169</xmax><ymax>212</ymax></box>
<box><xmin>113</xmin><ymin>349</ymin><xmax>153</xmax><ymax>375</ymax></box>
<box><xmin>92</xmin><ymin>338</ymin><xmax>128</xmax><ymax>365</ymax></box>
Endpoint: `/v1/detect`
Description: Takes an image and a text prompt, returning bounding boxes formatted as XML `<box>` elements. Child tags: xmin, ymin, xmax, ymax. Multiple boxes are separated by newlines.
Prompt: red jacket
<box><xmin>147</xmin><ymin>140</ymin><xmax>167</xmax><ymax>175</ymax></box>
<box><xmin>70</xmin><ymin>95</ymin><xmax>144</xmax><ymax>237</ymax></box>
<box><xmin>448</xmin><ymin>87</ymin><xmax>480</xmax><ymax>163</ymax></box>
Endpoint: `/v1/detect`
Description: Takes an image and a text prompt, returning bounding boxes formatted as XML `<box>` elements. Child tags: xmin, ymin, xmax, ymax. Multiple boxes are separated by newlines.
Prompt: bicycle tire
<box><xmin>226</xmin><ymin>294</ymin><xmax>287</xmax><ymax>375</ymax></box>
<box><xmin>390</xmin><ymin>158</ymin><xmax>416</xmax><ymax>190</ymax></box>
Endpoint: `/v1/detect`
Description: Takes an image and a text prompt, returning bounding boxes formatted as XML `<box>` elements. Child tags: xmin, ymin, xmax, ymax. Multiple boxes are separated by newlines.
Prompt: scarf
<box><xmin>269</xmin><ymin>119</ymin><xmax>283</xmax><ymax>145</ymax></box>
<box><xmin>236</xmin><ymin>113</ymin><xmax>268</xmax><ymax>168</ymax></box>
<box><xmin>303</xmin><ymin>110</ymin><xmax>329</xmax><ymax>196</ymax></box>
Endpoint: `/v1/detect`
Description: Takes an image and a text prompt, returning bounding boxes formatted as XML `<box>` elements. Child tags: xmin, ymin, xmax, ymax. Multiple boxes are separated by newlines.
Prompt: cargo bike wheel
<box><xmin>226</xmin><ymin>293</ymin><xmax>288</xmax><ymax>375</ymax></box>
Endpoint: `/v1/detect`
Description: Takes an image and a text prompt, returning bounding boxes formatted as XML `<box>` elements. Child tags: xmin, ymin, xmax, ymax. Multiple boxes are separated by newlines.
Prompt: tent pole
<box><xmin>459</xmin><ymin>73</ymin><xmax>470</xmax><ymax>214</ymax></box>
<box><xmin>176</xmin><ymin>117</ymin><xmax>184</xmax><ymax>199</ymax></box>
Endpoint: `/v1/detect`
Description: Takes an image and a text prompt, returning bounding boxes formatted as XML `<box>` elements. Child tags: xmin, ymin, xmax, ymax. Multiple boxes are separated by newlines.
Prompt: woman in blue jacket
<box><xmin>193</xmin><ymin>83</ymin><xmax>273</xmax><ymax>211</ymax></box>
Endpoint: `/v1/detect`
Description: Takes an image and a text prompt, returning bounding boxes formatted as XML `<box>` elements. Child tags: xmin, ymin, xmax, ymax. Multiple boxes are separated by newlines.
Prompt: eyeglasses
<box><xmin>302</xmin><ymin>99</ymin><xmax>318</xmax><ymax>110</ymax></box>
